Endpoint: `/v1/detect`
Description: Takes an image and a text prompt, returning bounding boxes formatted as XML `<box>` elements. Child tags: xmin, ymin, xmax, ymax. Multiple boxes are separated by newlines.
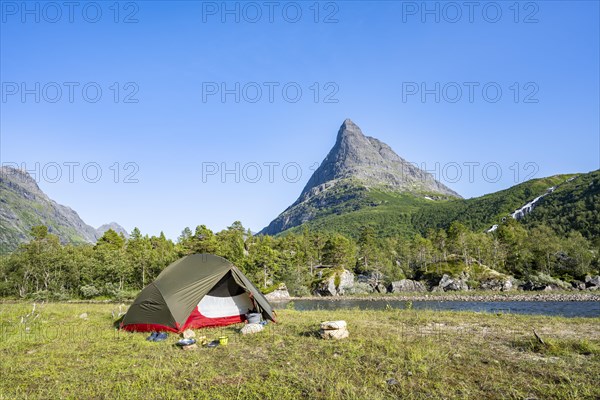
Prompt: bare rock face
<box><xmin>298</xmin><ymin>119</ymin><xmax>460</xmax><ymax>202</ymax></box>
<box><xmin>585</xmin><ymin>275</ymin><xmax>600</xmax><ymax>289</ymax></box>
<box><xmin>259</xmin><ymin>119</ymin><xmax>461</xmax><ymax>235</ymax></box>
<box><xmin>0</xmin><ymin>166</ymin><xmax>99</xmax><ymax>252</ymax></box>
<box><xmin>436</xmin><ymin>274</ymin><xmax>469</xmax><ymax>292</ymax></box>
<box><xmin>480</xmin><ymin>278</ymin><xmax>513</xmax><ymax>291</ymax></box>
<box><xmin>388</xmin><ymin>279</ymin><xmax>427</xmax><ymax>293</ymax></box>
<box><xmin>313</xmin><ymin>269</ymin><xmax>355</xmax><ymax>296</ymax></box>
<box><xmin>97</xmin><ymin>222</ymin><xmax>130</xmax><ymax>239</ymax></box>
<box><xmin>264</xmin><ymin>283</ymin><xmax>291</xmax><ymax>300</ymax></box>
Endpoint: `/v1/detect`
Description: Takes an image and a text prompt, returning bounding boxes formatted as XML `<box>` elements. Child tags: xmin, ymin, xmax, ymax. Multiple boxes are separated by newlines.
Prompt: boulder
<box><xmin>585</xmin><ymin>275</ymin><xmax>600</xmax><ymax>288</ymax></box>
<box><xmin>520</xmin><ymin>281</ymin><xmax>546</xmax><ymax>291</ymax></box>
<box><xmin>346</xmin><ymin>282</ymin><xmax>374</xmax><ymax>295</ymax></box>
<box><xmin>320</xmin><ymin>320</ymin><xmax>347</xmax><ymax>330</ymax></box>
<box><xmin>375</xmin><ymin>283</ymin><xmax>387</xmax><ymax>293</ymax></box>
<box><xmin>320</xmin><ymin>320</ymin><xmax>349</xmax><ymax>340</ymax></box>
<box><xmin>571</xmin><ymin>280</ymin><xmax>587</xmax><ymax>291</ymax></box>
<box><xmin>480</xmin><ymin>278</ymin><xmax>513</xmax><ymax>291</ymax></box>
<box><xmin>265</xmin><ymin>283</ymin><xmax>291</xmax><ymax>301</ymax></box>
<box><xmin>320</xmin><ymin>328</ymin><xmax>349</xmax><ymax>340</ymax></box>
<box><xmin>240</xmin><ymin>323</ymin><xmax>264</xmax><ymax>335</ymax></box>
<box><xmin>437</xmin><ymin>274</ymin><xmax>469</xmax><ymax>291</ymax></box>
<box><xmin>388</xmin><ymin>279</ymin><xmax>426</xmax><ymax>293</ymax></box>
<box><xmin>313</xmin><ymin>269</ymin><xmax>355</xmax><ymax>296</ymax></box>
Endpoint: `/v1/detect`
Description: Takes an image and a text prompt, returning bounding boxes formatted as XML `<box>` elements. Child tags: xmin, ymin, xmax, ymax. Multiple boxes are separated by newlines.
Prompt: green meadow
<box><xmin>0</xmin><ymin>303</ymin><xmax>598</xmax><ymax>400</ymax></box>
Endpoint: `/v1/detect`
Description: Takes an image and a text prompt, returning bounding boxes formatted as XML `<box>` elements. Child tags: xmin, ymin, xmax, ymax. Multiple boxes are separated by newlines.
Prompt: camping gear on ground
<box><xmin>240</xmin><ymin>323</ymin><xmax>264</xmax><ymax>335</ymax></box>
<box><xmin>146</xmin><ymin>332</ymin><xmax>169</xmax><ymax>342</ymax></box>
<box><xmin>319</xmin><ymin>320</ymin><xmax>349</xmax><ymax>340</ymax></box>
<box><xmin>182</xmin><ymin>329</ymin><xmax>195</xmax><ymax>339</ymax></box>
<box><xmin>218</xmin><ymin>336</ymin><xmax>229</xmax><ymax>346</ymax></box>
<box><xmin>154</xmin><ymin>332</ymin><xmax>169</xmax><ymax>342</ymax></box>
<box><xmin>246</xmin><ymin>312</ymin><xmax>262</xmax><ymax>324</ymax></box>
<box><xmin>176</xmin><ymin>338</ymin><xmax>197</xmax><ymax>351</ymax></box>
<box><xmin>197</xmin><ymin>336</ymin><xmax>208</xmax><ymax>345</ymax></box>
<box><xmin>176</xmin><ymin>338</ymin><xmax>196</xmax><ymax>347</ymax></box>
<box><xmin>182</xmin><ymin>344</ymin><xmax>198</xmax><ymax>351</ymax></box>
<box><xmin>206</xmin><ymin>340</ymin><xmax>220</xmax><ymax>348</ymax></box>
<box><xmin>120</xmin><ymin>254</ymin><xmax>276</xmax><ymax>333</ymax></box>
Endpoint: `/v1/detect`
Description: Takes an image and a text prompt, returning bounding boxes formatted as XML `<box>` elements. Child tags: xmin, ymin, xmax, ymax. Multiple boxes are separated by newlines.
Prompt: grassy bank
<box><xmin>0</xmin><ymin>303</ymin><xmax>599</xmax><ymax>399</ymax></box>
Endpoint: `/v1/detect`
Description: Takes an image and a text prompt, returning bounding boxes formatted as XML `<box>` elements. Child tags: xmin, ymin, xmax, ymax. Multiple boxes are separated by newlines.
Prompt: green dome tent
<box><xmin>120</xmin><ymin>254</ymin><xmax>276</xmax><ymax>332</ymax></box>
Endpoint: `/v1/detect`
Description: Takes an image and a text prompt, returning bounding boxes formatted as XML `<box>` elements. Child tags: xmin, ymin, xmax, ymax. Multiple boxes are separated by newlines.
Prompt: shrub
<box><xmin>80</xmin><ymin>285</ymin><xmax>100</xmax><ymax>299</ymax></box>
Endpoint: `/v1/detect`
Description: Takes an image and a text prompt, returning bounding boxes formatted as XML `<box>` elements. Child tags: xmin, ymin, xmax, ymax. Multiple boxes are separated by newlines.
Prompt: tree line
<box><xmin>0</xmin><ymin>219</ymin><xmax>598</xmax><ymax>300</ymax></box>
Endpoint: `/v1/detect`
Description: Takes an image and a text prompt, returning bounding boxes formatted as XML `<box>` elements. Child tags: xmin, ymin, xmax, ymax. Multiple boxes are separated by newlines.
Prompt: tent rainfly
<box><xmin>120</xmin><ymin>254</ymin><xmax>276</xmax><ymax>332</ymax></box>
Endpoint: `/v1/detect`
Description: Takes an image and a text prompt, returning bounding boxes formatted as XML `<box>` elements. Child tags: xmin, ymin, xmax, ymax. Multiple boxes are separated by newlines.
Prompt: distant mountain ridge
<box><xmin>260</xmin><ymin>119</ymin><xmax>461</xmax><ymax>235</ymax></box>
<box><xmin>0</xmin><ymin>166</ymin><xmax>128</xmax><ymax>253</ymax></box>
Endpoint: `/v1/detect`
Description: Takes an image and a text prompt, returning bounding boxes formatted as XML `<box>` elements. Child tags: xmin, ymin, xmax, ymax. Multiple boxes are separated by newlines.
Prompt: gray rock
<box><xmin>313</xmin><ymin>269</ymin><xmax>355</xmax><ymax>296</ymax></box>
<box><xmin>96</xmin><ymin>222</ymin><xmax>129</xmax><ymax>239</ymax></box>
<box><xmin>346</xmin><ymin>282</ymin><xmax>374</xmax><ymax>295</ymax></box>
<box><xmin>388</xmin><ymin>279</ymin><xmax>426</xmax><ymax>293</ymax></box>
<box><xmin>480</xmin><ymin>278</ymin><xmax>513</xmax><ymax>291</ymax></box>
<box><xmin>585</xmin><ymin>275</ymin><xmax>600</xmax><ymax>288</ymax></box>
<box><xmin>265</xmin><ymin>283</ymin><xmax>291</xmax><ymax>300</ymax></box>
<box><xmin>437</xmin><ymin>274</ymin><xmax>469</xmax><ymax>291</ymax></box>
<box><xmin>375</xmin><ymin>283</ymin><xmax>387</xmax><ymax>293</ymax></box>
<box><xmin>1</xmin><ymin>166</ymin><xmax>100</xmax><ymax>251</ymax></box>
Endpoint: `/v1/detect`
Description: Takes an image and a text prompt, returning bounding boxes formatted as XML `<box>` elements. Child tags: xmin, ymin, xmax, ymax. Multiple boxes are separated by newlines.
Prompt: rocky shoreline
<box><xmin>286</xmin><ymin>292</ymin><xmax>600</xmax><ymax>302</ymax></box>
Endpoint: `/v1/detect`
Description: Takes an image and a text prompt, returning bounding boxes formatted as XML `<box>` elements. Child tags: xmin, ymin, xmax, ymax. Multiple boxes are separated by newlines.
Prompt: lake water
<box><xmin>271</xmin><ymin>299</ymin><xmax>600</xmax><ymax>318</ymax></box>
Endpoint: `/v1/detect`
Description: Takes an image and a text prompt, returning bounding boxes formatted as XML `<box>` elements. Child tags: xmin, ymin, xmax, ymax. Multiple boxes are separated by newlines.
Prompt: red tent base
<box><xmin>121</xmin><ymin>309</ymin><xmax>247</xmax><ymax>333</ymax></box>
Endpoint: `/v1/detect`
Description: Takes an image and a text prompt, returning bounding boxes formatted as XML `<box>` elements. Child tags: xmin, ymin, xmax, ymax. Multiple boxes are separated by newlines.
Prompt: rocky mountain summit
<box><xmin>96</xmin><ymin>222</ymin><xmax>130</xmax><ymax>239</ymax></box>
<box><xmin>0</xmin><ymin>166</ymin><xmax>127</xmax><ymax>252</ymax></box>
<box><xmin>260</xmin><ymin>119</ymin><xmax>460</xmax><ymax>235</ymax></box>
<box><xmin>299</xmin><ymin>119</ymin><xmax>460</xmax><ymax>201</ymax></box>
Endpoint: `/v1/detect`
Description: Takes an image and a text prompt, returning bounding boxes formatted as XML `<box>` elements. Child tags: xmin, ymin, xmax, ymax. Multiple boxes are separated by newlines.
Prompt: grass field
<box><xmin>0</xmin><ymin>303</ymin><xmax>599</xmax><ymax>399</ymax></box>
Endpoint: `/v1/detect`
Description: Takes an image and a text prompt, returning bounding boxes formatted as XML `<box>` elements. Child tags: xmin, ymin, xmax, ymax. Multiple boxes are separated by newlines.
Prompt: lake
<box><xmin>270</xmin><ymin>299</ymin><xmax>600</xmax><ymax>318</ymax></box>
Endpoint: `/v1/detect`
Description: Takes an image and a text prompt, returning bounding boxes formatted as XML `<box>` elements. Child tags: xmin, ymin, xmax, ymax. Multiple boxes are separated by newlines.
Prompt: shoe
<box><xmin>146</xmin><ymin>332</ymin><xmax>158</xmax><ymax>341</ymax></box>
<box><xmin>154</xmin><ymin>332</ymin><xmax>168</xmax><ymax>342</ymax></box>
<box><xmin>206</xmin><ymin>340</ymin><xmax>220</xmax><ymax>348</ymax></box>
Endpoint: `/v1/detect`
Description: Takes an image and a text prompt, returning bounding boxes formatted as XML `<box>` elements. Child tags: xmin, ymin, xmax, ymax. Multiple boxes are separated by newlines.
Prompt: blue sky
<box><xmin>1</xmin><ymin>1</ymin><xmax>599</xmax><ymax>239</ymax></box>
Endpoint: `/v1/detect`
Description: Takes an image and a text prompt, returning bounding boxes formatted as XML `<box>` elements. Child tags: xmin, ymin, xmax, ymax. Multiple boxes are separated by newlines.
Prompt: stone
<box><xmin>182</xmin><ymin>329</ymin><xmax>195</xmax><ymax>339</ymax></box>
<box><xmin>241</xmin><ymin>323</ymin><xmax>264</xmax><ymax>335</ymax></box>
<box><xmin>386</xmin><ymin>378</ymin><xmax>399</xmax><ymax>386</ymax></box>
<box><xmin>437</xmin><ymin>274</ymin><xmax>469</xmax><ymax>291</ymax></box>
<box><xmin>388</xmin><ymin>279</ymin><xmax>426</xmax><ymax>293</ymax></box>
<box><xmin>78</xmin><ymin>313</ymin><xmax>88</xmax><ymax>319</ymax></box>
<box><xmin>320</xmin><ymin>320</ymin><xmax>347</xmax><ymax>330</ymax></box>
<box><xmin>264</xmin><ymin>283</ymin><xmax>291</xmax><ymax>301</ymax></box>
<box><xmin>571</xmin><ymin>281</ymin><xmax>587</xmax><ymax>290</ymax></box>
<box><xmin>375</xmin><ymin>283</ymin><xmax>387</xmax><ymax>293</ymax></box>
<box><xmin>320</xmin><ymin>327</ymin><xmax>349</xmax><ymax>340</ymax></box>
<box><xmin>181</xmin><ymin>344</ymin><xmax>198</xmax><ymax>351</ymax></box>
<box><xmin>480</xmin><ymin>278</ymin><xmax>513</xmax><ymax>291</ymax></box>
<box><xmin>346</xmin><ymin>282</ymin><xmax>374</xmax><ymax>295</ymax></box>
<box><xmin>313</xmin><ymin>269</ymin><xmax>355</xmax><ymax>296</ymax></box>
<box><xmin>585</xmin><ymin>275</ymin><xmax>600</xmax><ymax>288</ymax></box>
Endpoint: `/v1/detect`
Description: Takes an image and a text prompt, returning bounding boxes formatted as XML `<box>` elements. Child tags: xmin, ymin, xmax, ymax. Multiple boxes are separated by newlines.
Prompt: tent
<box><xmin>120</xmin><ymin>254</ymin><xmax>276</xmax><ymax>332</ymax></box>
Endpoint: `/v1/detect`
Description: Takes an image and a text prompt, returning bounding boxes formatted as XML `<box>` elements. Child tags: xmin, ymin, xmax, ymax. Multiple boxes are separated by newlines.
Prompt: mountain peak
<box><xmin>298</xmin><ymin>120</ymin><xmax>460</xmax><ymax>201</ymax></box>
<box><xmin>259</xmin><ymin>120</ymin><xmax>461</xmax><ymax>235</ymax></box>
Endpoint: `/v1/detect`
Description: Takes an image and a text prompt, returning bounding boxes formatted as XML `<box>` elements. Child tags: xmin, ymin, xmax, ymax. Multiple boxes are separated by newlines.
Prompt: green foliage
<box><xmin>0</xmin><ymin>190</ymin><xmax>597</xmax><ymax>300</ymax></box>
